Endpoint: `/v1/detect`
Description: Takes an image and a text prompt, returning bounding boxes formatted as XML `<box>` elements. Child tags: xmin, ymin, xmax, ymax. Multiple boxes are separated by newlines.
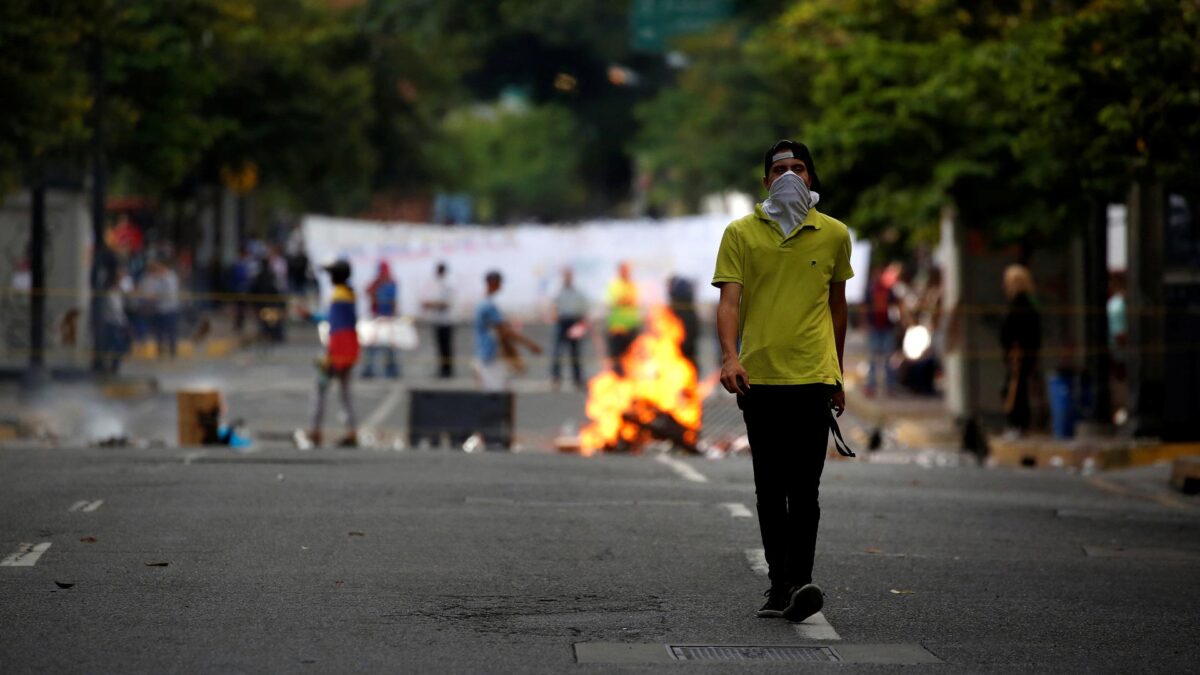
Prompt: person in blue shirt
<box><xmin>362</xmin><ymin>261</ymin><xmax>400</xmax><ymax>379</ymax></box>
<box><xmin>474</xmin><ymin>270</ymin><xmax>541</xmax><ymax>391</ymax></box>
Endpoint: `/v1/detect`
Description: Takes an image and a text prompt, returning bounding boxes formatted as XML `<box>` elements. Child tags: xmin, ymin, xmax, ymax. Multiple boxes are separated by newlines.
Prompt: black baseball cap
<box><xmin>322</xmin><ymin>259</ymin><xmax>352</xmax><ymax>283</ymax></box>
<box><xmin>763</xmin><ymin>140</ymin><xmax>821</xmax><ymax>193</ymax></box>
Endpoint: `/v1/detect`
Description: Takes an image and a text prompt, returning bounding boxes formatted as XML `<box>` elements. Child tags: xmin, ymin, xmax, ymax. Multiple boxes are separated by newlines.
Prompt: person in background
<box><xmin>285</xmin><ymin>224</ymin><xmax>309</xmax><ymax>295</ymax></box>
<box><xmin>864</xmin><ymin>265</ymin><xmax>900</xmax><ymax>397</ymax></box>
<box><xmin>421</xmin><ymin>262</ymin><xmax>455</xmax><ymax>378</ymax></box>
<box><xmin>1106</xmin><ymin>271</ymin><xmax>1128</xmax><ymax>423</ymax></box>
<box><xmin>98</xmin><ymin>268</ymin><xmax>131</xmax><ymax>373</ymax></box>
<box><xmin>309</xmin><ymin>260</ymin><xmax>360</xmax><ymax>448</ymax></box>
<box><xmin>550</xmin><ymin>267</ymin><xmax>589</xmax><ymax>389</ymax></box>
<box><xmin>268</xmin><ymin>244</ymin><xmax>289</xmax><ymax>295</ymax></box>
<box><xmin>474</xmin><ymin>270</ymin><xmax>541</xmax><ymax>391</ymax></box>
<box><xmin>899</xmin><ymin>266</ymin><xmax>944</xmax><ymax>395</ymax></box>
<box><xmin>605</xmin><ymin>261</ymin><xmax>642</xmax><ymax>374</ymax></box>
<box><xmin>668</xmin><ymin>275</ymin><xmax>700</xmax><ymax>375</ymax></box>
<box><xmin>249</xmin><ymin>257</ymin><xmax>285</xmax><ymax>343</ymax></box>
<box><xmin>1000</xmin><ymin>264</ymin><xmax>1041</xmax><ymax>437</ymax></box>
<box><xmin>145</xmin><ymin>259</ymin><xmax>181</xmax><ymax>359</ymax></box>
<box><xmin>362</xmin><ymin>260</ymin><xmax>400</xmax><ymax>379</ymax></box>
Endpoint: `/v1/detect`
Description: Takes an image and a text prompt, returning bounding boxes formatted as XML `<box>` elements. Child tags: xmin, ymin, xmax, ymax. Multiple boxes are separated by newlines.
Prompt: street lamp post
<box><xmin>89</xmin><ymin>34</ymin><xmax>110</xmax><ymax>373</ymax></box>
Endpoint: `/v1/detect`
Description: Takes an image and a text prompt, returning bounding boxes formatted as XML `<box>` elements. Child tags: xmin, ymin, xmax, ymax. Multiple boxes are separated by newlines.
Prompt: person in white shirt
<box><xmin>550</xmin><ymin>267</ymin><xmax>589</xmax><ymax>389</ymax></box>
<box><xmin>142</xmin><ymin>259</ymin><xmax>181</xmax><ymax>358</ymax></box>
<box><xmin>421</xmin><ymin>262</ymin><xmax>456</xmax><ymax>378</ymax></box>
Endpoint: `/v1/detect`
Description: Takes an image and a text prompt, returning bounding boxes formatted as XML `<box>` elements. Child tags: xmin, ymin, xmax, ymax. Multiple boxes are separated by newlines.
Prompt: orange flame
<box><xmin>579</xmin><ymin>307</ymin><xmax>702</xmax><ymax>455</ymax></box>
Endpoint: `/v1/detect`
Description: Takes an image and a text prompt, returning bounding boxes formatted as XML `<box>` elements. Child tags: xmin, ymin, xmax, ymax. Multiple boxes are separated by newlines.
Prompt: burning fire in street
<box><xmin>579</xmin><ymin>307</ymin><xmax>706</xmax><ymax>455</ymax></box>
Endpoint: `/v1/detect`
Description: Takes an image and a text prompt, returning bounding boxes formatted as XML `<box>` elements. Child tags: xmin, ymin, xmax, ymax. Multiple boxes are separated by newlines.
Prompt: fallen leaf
<box><xmin>334</xmin><ymin>581</ymin><xmax>344</xmax><ymax>587</ymax></box>
<box><xmin>54</xmin><ymin>581</ymin><xmax>75</xmax><ymax>589</ymax></box>
<box><xmin>865</xmin><ymin>547</ymin><xmax>882</xmax><ymax>554</ymax></box>
<box><xmin>80</xmin><ymin>536</ymin><xmax>97</xmax><ymax>543</ymax></box>
<box><xmin>348</xmin><ymin>531</ymin><xmax>365</xmax><ymax>537</ymax></box>
<box><xmin>889</xmin><ymin>589</ymin><xmax>915</xmax><ymax>595</ymax></box>
<box><xmin>144</xmin><ymin>560</ymin><xmax>170</xmax><ymax>567</ymax></box>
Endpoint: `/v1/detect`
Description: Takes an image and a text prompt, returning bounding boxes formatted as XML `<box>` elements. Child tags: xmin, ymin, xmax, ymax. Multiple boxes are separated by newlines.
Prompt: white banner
<box><xmin>302</xmin><ymin>214</ymin><xmax>869</xmax><ymax>321</ymax></box>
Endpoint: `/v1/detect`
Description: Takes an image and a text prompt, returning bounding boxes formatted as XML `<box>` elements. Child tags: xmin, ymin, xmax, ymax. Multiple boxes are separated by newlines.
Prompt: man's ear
<box><xmin>762</xmin><ymin>176</ymin><xmax>770</xmax><ymax>190</ymax></box>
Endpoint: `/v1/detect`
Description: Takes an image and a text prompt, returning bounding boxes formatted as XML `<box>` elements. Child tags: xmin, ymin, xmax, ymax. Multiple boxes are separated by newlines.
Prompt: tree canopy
<box><xmin>634</xmin><ymin>0</ymin><xmax>1200</xmax><ymax>244</ymax></box>
<box><xmin>3</xmin><ymin>0</ymin><xmax>1197</xmax><ymax>236</ymax></box>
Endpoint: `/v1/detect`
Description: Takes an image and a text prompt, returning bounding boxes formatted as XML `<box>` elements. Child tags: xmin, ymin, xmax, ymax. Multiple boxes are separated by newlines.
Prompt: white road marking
<box><xmin>793</xmin><ymin>612</ymin><xmax>841</xmax><ymax>641</ymax></box>
<box><xmin>745</xmin><ymin>548</ymin><xmax>769</xmax><ymax>575</ymax></box>
<box><xmin>363</xmin><ymin>384</ymin><xmax>405</xmax><ymax>430</ymax></box>
<box><xmin>722</xmin><ymin>502</ymin><xmax>753</xmax><ymax>518</ymax></box>
<box><xmin>1</xmin><ymin>542</ymin><xmax>52</xmax><ymax>567</ymax></box>
<box><xmin>655</xmin><ymin>454</ymin><xmax>709</xmax><ymax>483</ymax></box>
<box><xmin>69</xmin><ymin>500</ymin><xmax>89</xmax><ymax>512</ymax></box>
<box><xmin>745</xmin><ymin>547</ymin><xmax>842</xmax><ymax>640</ymax></box>
<box><xmin>82</xmin><ymin>500</ymin><xmax>103</xmax><ymax>512</ymax></box>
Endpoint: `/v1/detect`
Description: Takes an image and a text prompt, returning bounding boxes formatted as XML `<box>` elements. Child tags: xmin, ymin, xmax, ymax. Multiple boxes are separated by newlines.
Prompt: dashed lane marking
<box><xmin>655</xmin><ymin>454</ymin><xmax>710</xmax><ymax>483</ymax></box>
<box><xmin>722</xmin><ymin>502</ymin><xmax>753</xmax><ymax>518</ymax></box>
<box><xmin>364</xmin><ymin>384</ymin><xmax>405</xmax><ymax>430</ymax></box>
<box><xmin>745</xmin><ymin>547</ymin><xmax>842</xmax><ymax>641</ymax></box>
<box><xmin>70</xmin><ymin>500</ymin><xmax>103</xmax><ymax>512</ymax></box>
<box><xmin>745</xmin><ymin>548</ymin><xmax>769</xmax><ymax>575</ymax></box>
<box><xmin>1</xmin><ymin>542</ymin><xmax>52</xmax><ymax>567</ymax></box>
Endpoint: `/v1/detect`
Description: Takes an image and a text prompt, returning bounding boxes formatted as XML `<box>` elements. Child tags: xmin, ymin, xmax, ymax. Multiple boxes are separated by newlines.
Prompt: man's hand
<box><xmin>720</xmin><ymin>357</ymin><xmax>751</xmax><ymax>395</ymax></box>
<box><xmin>831</xmin><ymin>390</ymin><xmax>846</xmax><ymax>417</ymax></box>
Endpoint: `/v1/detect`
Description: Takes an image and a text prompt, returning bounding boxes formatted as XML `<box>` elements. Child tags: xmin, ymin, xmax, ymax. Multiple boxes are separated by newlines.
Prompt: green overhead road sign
<box><xmin>630</xmin><ymin>0</ymin><xmax>733</xmax><ymax>53</ymax></box>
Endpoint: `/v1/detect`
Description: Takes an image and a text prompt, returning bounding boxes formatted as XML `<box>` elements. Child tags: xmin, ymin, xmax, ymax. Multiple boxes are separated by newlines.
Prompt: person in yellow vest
<box><xmin>605</xmin><ymin>261</ymin><xmax>642</xmax><ymax>375</ymax></box>
<box><xmin>713</xmin><ymin>140</ymin><xmax>853</xmax><ymax>624</ymax></box>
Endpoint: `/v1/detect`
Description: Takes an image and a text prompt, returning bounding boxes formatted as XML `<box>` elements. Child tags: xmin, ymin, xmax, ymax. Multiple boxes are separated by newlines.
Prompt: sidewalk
<box><xmin>840</xmin><ymin>332</ymin><xmax>1200</xmax><ymax>475</ymax></box>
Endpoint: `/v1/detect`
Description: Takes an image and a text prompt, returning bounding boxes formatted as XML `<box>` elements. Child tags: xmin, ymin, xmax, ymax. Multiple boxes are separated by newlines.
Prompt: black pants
<box><xmin>1005</xmin><ymin>356</ymin><xmax>1036</xmax><ymax>431</ymax></box>
<box><xmin>607</xmin><ymin>329</ymin><xmax>638</xmax><ymax>376</ymax></box>
<box><xmin>739</xmin><ymin>384</ymin><xmax>834</xmax><ymax>589</ymax></box>
<box><xmin>435</xmin><ymin>324</ymin><xmax>454</xmax><ymax>378</ymax></box>
<box><xmin>551</xmin><ymin>317</ymin><xmax>584</xmax><ymax>386</ymax></box>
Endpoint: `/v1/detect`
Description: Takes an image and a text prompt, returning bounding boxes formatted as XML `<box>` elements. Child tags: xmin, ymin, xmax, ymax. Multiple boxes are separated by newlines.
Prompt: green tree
<box><xmin>634</xmin><ymin>26</ymin><xmax>783</xmax><ymax>212</ymax></box>
<box><xmin>199</xmin><ymin>0</ymin><xmax>376</xmax><ymax>215</ymax></box>
<box><xmin>0</xmin><ymin>0</ymin><xmax>92</xmax><ymax>191</ymax></box>
<box><xmin>436</xmin><ymin>102</ymin><xmax>585</xmax><ymax>222</ymax></box>
<box><xmin>1001</xmin><ymin>0</ymin><xmax>1200</xmax><ymax>203</ymax></box>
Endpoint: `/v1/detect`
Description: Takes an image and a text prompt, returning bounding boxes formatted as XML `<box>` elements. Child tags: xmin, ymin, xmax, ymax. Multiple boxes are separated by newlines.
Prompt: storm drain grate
<box><xmin>669</xmin><ymin>645</ymin><xmax>841</xmax><ymax>662</ymax></box>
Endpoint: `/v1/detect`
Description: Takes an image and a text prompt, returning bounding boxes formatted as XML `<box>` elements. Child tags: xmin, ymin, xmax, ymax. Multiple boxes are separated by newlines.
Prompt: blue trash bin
<box><xmin>1048</xmin><ymin>373</ymin><xmax>1076</xmax><ymax>439</ymax></box>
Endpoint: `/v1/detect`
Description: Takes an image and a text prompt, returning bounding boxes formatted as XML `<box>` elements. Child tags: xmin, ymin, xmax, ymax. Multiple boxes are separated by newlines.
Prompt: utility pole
<box><xmin>1126</xmin><ymin>182</ymin><xmax>1165</xmax><ymax>437</ymax></box>
<box><xmin>90</xmin><ymin>31</ymin><xmax>110</xmax><ymax>373</ymax></box>
<box><xmin>1085</xmin><ymin>200</ymin><xmax>1111</xmax><ymax>426</ymax></box>
<box><xmin>30</xmin><ymin>177</ymin><xmax>46</xmax><ymax>370</ymax></box>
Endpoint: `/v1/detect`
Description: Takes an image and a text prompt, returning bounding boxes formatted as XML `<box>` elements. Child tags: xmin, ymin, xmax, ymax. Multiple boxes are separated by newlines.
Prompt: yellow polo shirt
<box><xmin>711</xmin><ymin>204</ymin><xmax>854</xmax><ymax>386</ymax></box>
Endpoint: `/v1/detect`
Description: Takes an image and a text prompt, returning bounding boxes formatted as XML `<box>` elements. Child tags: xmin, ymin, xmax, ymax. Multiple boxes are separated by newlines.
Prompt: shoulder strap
<box><xmin>828</xmin><ymin>409</ymin><xmax>856</xmax><ymax>457</ymax></box>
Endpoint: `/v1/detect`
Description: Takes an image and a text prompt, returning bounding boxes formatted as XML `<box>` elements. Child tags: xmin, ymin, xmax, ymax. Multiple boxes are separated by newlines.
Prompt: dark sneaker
<box><xmin>782</xmin><ymin>584</ymin><xmax>824</xmax><ymax>623</ymax></box>
<box><xmin>756</xmin><ymin>587</ymin><xmax>790</xmax><ymax>618</ymax></box>
<box><xmin>336</xmin><ymin>433</ymin><xmax>358</xmax><ymax>449</ymax></box>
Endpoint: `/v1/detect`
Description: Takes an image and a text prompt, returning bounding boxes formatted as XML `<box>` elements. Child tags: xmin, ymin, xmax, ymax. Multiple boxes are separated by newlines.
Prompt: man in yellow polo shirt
<box><xmin>713</xmin><ymin>139</ymin><xmax>853</xmax><ymax>623</ymax></box>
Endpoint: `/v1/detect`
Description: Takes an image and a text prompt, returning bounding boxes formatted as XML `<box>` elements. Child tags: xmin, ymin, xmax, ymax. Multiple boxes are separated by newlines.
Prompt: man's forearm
<box><xmin>717</xmin><ymin>301</ymin><xmax>740</xmax><ymax>362</ymax></box>
<box><xmin>831</xmin><ymin>300</ymin><xmax>848</xmax><ymax>376</ymax></box>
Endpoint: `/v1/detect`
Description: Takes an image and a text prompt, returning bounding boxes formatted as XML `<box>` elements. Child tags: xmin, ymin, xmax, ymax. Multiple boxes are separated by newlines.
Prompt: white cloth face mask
<box><xmin>762</xmin><ymin>171</ymin><xmax>820</xmax><ymax>236</ymax></box>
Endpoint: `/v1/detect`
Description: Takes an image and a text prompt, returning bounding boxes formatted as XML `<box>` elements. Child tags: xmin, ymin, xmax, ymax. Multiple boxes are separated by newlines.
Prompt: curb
<box><xmin>843</xmin><ymin>390</ymin><xmax>959</xmax><ymax>448</ymax></box>
<box><xmin>988</xmin><ymin>435</ymin><xmax>1200</xmax><ymax>471</ymax></box>
<box><xmin>129</xmin><ymin>337</ymin><xmax>237</xmax><ymax>361</ymax></box>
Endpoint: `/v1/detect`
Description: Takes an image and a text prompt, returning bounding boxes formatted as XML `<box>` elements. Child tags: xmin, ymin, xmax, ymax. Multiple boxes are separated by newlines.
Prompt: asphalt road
<box><xmin>2</xmin><ymin>441</ymin><xmax>1198</xmax><ymax>673</ymax></box>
